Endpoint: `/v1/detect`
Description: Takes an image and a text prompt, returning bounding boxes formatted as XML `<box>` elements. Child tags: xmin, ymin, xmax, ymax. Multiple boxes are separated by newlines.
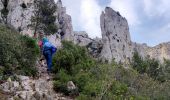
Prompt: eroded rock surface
<box><xmin>100</xmin><ymin>7</ymin><xmax>132</xmax><ymax>63</ymax></box>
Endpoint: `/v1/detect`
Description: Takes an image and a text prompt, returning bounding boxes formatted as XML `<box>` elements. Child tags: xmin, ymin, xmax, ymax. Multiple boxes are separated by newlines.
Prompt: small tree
<box><xmin>30</xmin><ymin>0</ymin><xmax>58</xmax><ymax>36</ymax></box>
<box><xmin>131</xmin><ymin>51</ymin><xmax>148</xmax><ymax>74</ymax></box>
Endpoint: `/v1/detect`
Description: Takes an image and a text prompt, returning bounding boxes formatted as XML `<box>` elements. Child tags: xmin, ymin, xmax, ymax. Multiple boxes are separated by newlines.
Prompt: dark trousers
<box><xmin>43</xmin><ymin>50</ymin><xmax>52</xmax><ymax>71</ymax></box>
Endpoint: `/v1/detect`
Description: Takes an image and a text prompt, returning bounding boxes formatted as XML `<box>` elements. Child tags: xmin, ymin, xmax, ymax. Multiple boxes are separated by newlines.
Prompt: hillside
<box><xmin>0</xmin><ymin>0</ymin><xmax>170</xmax><ymax>100</ymax></box>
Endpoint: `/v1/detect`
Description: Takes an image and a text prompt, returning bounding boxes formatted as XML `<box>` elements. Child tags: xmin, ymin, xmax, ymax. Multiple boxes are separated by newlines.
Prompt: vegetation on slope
<box><xmin>0</xmin><ymin>25</ymin><xmax>39</xmax><ymax>78</ymax></box>
<box><xmin>52</xmin><ymin>41</ymin><xmax>170</xmax><ymax>100</ymax></box>
<box><xmin>132</xmin><ymin>51</ymin><xmax>170</xmax><ymax>82</ymax></box>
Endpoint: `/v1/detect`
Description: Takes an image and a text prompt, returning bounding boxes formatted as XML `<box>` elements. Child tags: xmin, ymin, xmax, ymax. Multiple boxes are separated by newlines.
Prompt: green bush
<box><xmin>30</xmin><ymin>0</ymin><xmax>58</xmax><ymax>35</ymax></box>
<box><xmin>132</xmin><ymin>51</ymin><xmax>160</xmax><ymax>80</ymax></box>
<box><xmin>0</xmin><ymin>25</ymin><xmax>39</xmax><ymax>77</ymax></box>
<box><xmin>53</xmin><ymin>41</ymin><xmax>170</xmax><ymax>99</ymax></box>
<box><xmin>52</xmin><ymin>41</ymin><xmax>94</xmax><ymax>74</ymax></box>
<box><xmin>52</xmin><ymin>41</ymin><xmax>131</xmax><ymax>99</ymax></box>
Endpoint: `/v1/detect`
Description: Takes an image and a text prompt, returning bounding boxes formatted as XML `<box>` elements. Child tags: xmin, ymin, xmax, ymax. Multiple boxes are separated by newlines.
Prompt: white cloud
<box><xmin>79</xmin><ymin>0</ymin><xmax>102</xmax><ymax>38</ymax></box>
<box><xmin>143</xmin><ymin>0</ymin><xmax>170</xmax><ymax>17</ymax></box>
<box><xmin>56</xmin><ymin>0</ymin><xmax>102</xmax><ymax>38</ymax></box>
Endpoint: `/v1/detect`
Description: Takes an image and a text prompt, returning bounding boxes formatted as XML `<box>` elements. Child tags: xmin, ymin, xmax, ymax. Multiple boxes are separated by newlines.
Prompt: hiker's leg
<box><xmin>47</xmin><ymin>51</ymin><xmax>52</xmax><ymax>71</ymax></box>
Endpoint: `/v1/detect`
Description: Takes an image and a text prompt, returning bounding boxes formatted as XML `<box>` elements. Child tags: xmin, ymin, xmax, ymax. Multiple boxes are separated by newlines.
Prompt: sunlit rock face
<box><xmin>100</xmin><ymin>7</ymin><xmax>132</xmax><ymax>63</ymax></box>
<box><xmin>7</xmin><ymin>0</ymin><xmax>35</xmax><ymax>36</ymax></box>
<box><xmin>147</xmin><ymin>42</ymin><xmax>170</xmax><ymax>62</ymax></box>
<box><xmin>56</xmin><ymin>0</ymin><xmax>74</xmax><ymax>41</ymax></box>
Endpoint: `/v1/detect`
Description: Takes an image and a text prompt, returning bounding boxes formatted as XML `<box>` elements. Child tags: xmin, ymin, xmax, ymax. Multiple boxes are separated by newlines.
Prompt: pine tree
<box><xmin>30</xmin><ymin>0</ymin><xmax>58</xmax><ymax>36</ymax></box>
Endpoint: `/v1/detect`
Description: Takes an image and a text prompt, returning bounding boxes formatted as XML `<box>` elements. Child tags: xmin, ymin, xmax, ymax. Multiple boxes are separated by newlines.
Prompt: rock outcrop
<box><xmin>56</xmin><ymin>0</ymin><xmax>74</xmax><ymax>41</ymax></box>
<box><xmin>7</xmin><ymin>0</ymin><xmax>35</xmax><ymax>36</ymax></box>
<box><xmin>74</xmin><ymin>31</ymin><xmax>103</xmax><ymax>58</ymax></box>
<box><xmin>1</xmin><ymin>0</ymin><xmax>170</xmax><ymax>63</ymax></box>
<box><xmin>0</xmin><ymin>1</ymin><xmax>3</xmax><ymax>23</ymax></box>
<box><xmin>0</xmin><ymin>0</ymin><xmax>74</xmax><ymax>42</ymax></box>
<box><xmin>132</xmin><ymin>42</ymin><xmax>149</xmax><ymax>58</ymax></box>
<box><xmin>147</xmin><ymin>42</ymin><xmax>170</xmax><ymax>62</ymax></box>
<box><xmin>100</xmin><ymin>7</ymin><xmax>132</xmax><ymax>63</ymax></box>
<box><xmin>74</xmin><ymin>31</ymin><xmax>93</xmax><ymax>46</ymax></box>
<box><xmin>99</xmin><ymin>7</ymin><xmax>170</xmax><ymax>63</ymax></box>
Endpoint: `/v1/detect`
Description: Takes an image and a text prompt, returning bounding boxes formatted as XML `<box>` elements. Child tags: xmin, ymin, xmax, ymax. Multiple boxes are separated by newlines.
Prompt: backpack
<box><xmin>51</xmin><ymin>45</ymin><xmax>57</xmax><ymax>55</ymax></box>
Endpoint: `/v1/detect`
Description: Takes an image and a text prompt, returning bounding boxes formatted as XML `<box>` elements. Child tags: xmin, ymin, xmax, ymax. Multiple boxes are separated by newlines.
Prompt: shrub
<box><xmin>53</xmin><ymin>41</ymin><xmax>170</xmax><ymax>99</ymax></box>
<box><xmin>52</xmin><ymin>41</ymin><xmax>94</xmax><ymax>74</ymax></box>
<box><xmin>132</xmin><ymin>51</ymin><xmax>160</xmax><ymax>80</ymax></box>
<box><xmin>0</xmin><ymin>25</ymin><xmax>39</xmax><ymax>77</ymax></box>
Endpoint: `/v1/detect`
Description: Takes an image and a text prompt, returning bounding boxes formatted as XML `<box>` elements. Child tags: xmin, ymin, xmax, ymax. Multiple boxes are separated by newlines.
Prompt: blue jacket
<box><xmin>43</xmin><ymin>37</ymin><xmax>57</xmax><ymax>54</ymax></box>
<box><xmin>43</xmin><ymin>38</ymin><xmax>53</xmax><ymax>51</ymax></box>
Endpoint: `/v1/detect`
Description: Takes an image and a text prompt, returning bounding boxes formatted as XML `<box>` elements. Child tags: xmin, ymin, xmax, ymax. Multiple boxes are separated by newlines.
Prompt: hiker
<box><xmin>42</xmin><ymin>37</ymin><xmax>57</xmax><ymax>72</ymax></box>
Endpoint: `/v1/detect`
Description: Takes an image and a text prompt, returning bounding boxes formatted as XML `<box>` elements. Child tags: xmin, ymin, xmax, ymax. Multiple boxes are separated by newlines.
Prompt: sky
<box><xmin>55</xmin><ymin>0</ymin><xmax>170</xmax><ymax>46</ymax></box>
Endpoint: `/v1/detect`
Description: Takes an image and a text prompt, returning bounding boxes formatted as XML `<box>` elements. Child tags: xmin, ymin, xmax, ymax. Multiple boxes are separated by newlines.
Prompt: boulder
<box><xmin>67</xmin><ymin>81</ymin><xmax>76</xmax><ymax>91</ymax></box>
<box><xmin>74</xmin><ymin>31</ymin><xmax>93</xmax><ymax>46</ymax></box>
<box><xmin>18</xmin><ymin>75</ymin><xmax>29</xmax><ymax>81</ymax></box>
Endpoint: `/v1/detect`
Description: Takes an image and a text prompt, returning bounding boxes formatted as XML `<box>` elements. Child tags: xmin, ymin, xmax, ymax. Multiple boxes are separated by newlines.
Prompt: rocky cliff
<box><xmin>0</xmin><ymin>0</ymin><xmax>170</xmax><ymax>63</ymax></box>
<box><xmin>100</xmin><ymin>7</ymin><xmax>132</xmax><ymax>63</ymax></box>
<box><xmin>7</xmin><ymin>0</ymin><xmax>35</xmax><ymax>36</ymax></box>
<box><xmin>147</xmin><ymin>42</ymin><xmax>170</xmax><ymax>62</ymax></box>
<box><xmin>99</xmin><ymin>7</ymin><xmax>170</xmax><ymax>63</ymax></box>
<box><xmin>0</xmin><ymin>0</ymin><xmax>74</xmax><ymax>41</ymax></box>
<box><xmin>56</xmin><ymin>0</ymin><xmax>74</xmax><ymax>41</ymax></box>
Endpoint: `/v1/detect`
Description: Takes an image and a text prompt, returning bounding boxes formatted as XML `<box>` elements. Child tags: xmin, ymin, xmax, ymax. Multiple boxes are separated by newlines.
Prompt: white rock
<box><xmin>74</xmin><ymin>31</ymin><xmax>93</xmax><ymax>46</ymax></box>
<box><xmin>100</xmin><ymin>7</ymin><xmax>132</xmax><ymax>63</ymax></box>
<box><xmin>18</xmin><ymin>75</ymin><xmax>29</xmax><ymax>81</ymax></box>
<box><xmin>67</xmin><ymin>81</ymin><xmax>76</xmax><ymax>91</ymax></box>
<box><xmin>21</xmin><ymin>80</ymin><xmax>32</xmax><ymax>91</ymax></box>
<box><xmin>0</xmin><ymin>82</ymin><xmax>10</xmax><ymax>92</ymax></box>
<box><xmin>7</xmin><ymin>97</ymin><xmax>14</xmax><ymax>100</ymax></box>
<box><xmin>57</xmin><ymin>0</ymin><xmax>74</xmax><ymax>41</ymax></box>
<box><xmin>35</xmin><ymin>79</ymin><xmax>48</xmax><ymax>92</ymax></box>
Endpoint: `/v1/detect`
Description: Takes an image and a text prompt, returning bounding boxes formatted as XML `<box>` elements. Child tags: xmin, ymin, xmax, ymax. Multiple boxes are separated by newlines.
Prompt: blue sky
<box><xmin>56</xmin><ymin>0</ymin><xmax>170</xmax><ymax>46</ymax></box>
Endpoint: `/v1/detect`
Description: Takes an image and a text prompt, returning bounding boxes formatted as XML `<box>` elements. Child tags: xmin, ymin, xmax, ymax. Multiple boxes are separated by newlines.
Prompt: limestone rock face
<box><xmin>0</xmin><ymin>1</ymin><xmax>3</xmax><ymax>23</ymax></box>
<box><xmin>131</xmin><ymin>42</ymin><xmax>170</xmax><ymax>63</ymax></box>
<box><xmin>57</xmin><ymin>0</ymin><xmax>74</xmax><ymax>41</ymax></box>
<box><xmin>74</xmin><ymin>31</ymin><xmax>93</xmax><ymax>46</ymax></box>
<box><xmin>1</xmin><ymin>0</ymin><xmax>74</xmax><ymax>40</ymax></box>
<box><xmin>87</xmin><ymin>38</ymin><xmax>103</xmax><ymax>58</ymax></box>
<box><xmin>74</xmin><ymin>31</ymin><xmax>103</xmax><ymax>58</ymax></box>
<box><xmin>100</xmin><ymin>7</ymin><xmax>132</xmax><ymax>63</ymax></box>
<box><xmin>132</xmin><ymin>42</ymin><xmax>149</xmax><ymax>58</ymax></box>
<box><xmin>7</xmin><ymin>0</ymin><xmax>35</xmax><ymax>36</ymax></box>
<box><xmin>147</xmin><ymin>42</ymin><xmax>170</xmax><ymax>62</ymax></box>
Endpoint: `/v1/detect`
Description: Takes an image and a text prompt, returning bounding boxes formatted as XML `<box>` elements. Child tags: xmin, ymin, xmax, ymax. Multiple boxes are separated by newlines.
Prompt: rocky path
<box><xmin>0</xmin><ymin>60</ymin><xmax>73</xmax><ymax>100</ymax></box>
